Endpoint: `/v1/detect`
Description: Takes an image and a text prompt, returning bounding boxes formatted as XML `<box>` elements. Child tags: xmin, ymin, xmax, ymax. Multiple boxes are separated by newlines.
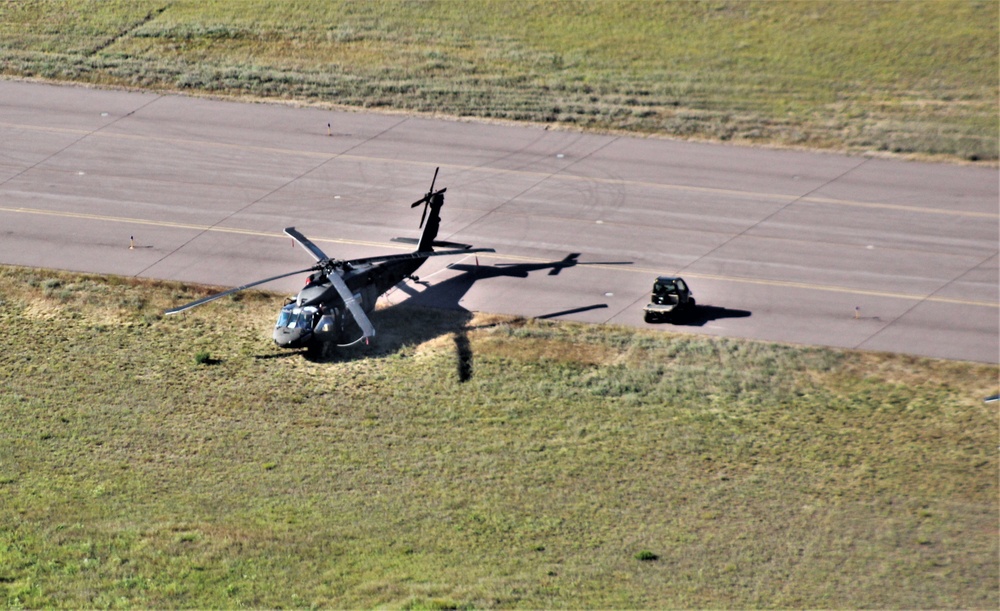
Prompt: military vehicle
<box><xmin>643</xmin><ymin>276</ymin><xmax>696</xmax><ymax>323</ymax></box>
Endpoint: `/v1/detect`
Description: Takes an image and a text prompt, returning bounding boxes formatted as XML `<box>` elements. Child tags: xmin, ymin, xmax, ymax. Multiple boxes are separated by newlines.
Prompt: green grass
<box><xmin>0</xmin><ymin>265</ymin><xmax>996</xmax><ymax>608</ymax></box>
<box><xmin>0</xmin><ymin>0</ymin><xmax>996</xmax><ymax>161</ymax></box>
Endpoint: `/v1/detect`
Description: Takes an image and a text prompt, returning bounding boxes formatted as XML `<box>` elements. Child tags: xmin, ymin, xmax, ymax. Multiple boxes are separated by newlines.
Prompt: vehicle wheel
<box><xmin>644</xmin><ymin>311</ymin><xmax>655</xmax><ymax>323</ymax></box>
<box><xmin>688</xmin><ymin>298</ymin><xmax>696</xmax><ymax>308</ymax></box>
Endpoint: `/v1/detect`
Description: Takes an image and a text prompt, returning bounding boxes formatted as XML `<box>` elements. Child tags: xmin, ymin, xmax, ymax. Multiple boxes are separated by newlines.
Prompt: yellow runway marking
<box><xmin>2</xmin><ymin>204</ymin><xmax>995</xmax><ymax>308</ymax></box>
<box><xmin>678</xmin><ymin>270</ymin><xmax>997</xmax><ymax>308</ymax></box>
<box><xmin>0</xmin><ymin>205</ymin><xmax>398</xmax><ymax>251</ymax></box>
<box><xmin>447</xmin><ymin>250</ymin><xmax>999</xmax><ymax>309</ymax></box>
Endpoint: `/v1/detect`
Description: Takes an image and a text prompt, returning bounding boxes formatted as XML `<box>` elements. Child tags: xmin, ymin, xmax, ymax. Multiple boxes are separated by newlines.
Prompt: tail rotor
<box><xmin>411</xmin><ymin>167</ymin><xmax>446</xmax><ymax>229</ymax></box>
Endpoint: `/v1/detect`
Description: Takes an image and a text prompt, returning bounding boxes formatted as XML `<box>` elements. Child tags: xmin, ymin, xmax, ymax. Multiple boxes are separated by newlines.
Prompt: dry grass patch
<box><xmin>0</xmin><ymin>0</ymin><xmax>995</xmax><ymax>161</ymax></box>
<box><xmin>837</xmin><ymin>351</ymin><xmax>999</xmax><ymax>398</ymax></box>
<box><xmin>475</xmin><ymin>334</ymin><xmax>618</xmax><ymax>368</ymax></box>
<box><xmin>0</xmin><ymin>264</ymin><xmax>996</xmax><ymax>608</ymax></box>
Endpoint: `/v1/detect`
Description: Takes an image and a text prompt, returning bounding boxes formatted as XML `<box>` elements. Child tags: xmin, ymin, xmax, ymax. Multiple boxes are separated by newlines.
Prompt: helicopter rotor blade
<box><xmin>418</xmin><ymin>201</ymin><xmax>428</xmax><ymax>229</ymax></box>
<box><xmin>329</xmin><ymin>271</ymin><xmax>376</xmax><ymax>339</ymax></box>
<box><xmin>163</xmin><ymin>246</ymin><xmax>493</xmax><ymax>316</ymax></box>
<box><xmin>342</xmin><ymin>247</ymin><xmax>494</xmax><ymax>269</ymax></box>
<box><xmin>164</xmin><ymin>266</ymin><xmax>318</xmax><ymax>315</ymax></box>
<box><xmin>284</xmin><ymin>227</ymin><xmax>330</xmax><ymax>262</ymax></box>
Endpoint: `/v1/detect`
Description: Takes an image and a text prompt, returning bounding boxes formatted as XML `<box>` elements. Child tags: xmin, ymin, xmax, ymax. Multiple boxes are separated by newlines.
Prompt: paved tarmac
<box><xmin>1</xmin><ymin>80</ymin><xmax>997</xmax><ymax>362</ymax></box>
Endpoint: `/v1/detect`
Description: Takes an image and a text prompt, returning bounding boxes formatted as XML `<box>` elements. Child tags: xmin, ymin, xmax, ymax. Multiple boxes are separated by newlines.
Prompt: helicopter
<box><xmin>164</xmin><ymin>169</ymin><xmax>494</xmax><ymax>356</ymax></box>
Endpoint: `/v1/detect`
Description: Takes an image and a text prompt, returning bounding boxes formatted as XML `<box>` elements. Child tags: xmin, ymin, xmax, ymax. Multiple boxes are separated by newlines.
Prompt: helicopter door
<box><xmin>316</xmin><ymin>311</ymin><xmax>336</xmax><ymax>335</ymax></box>
<box><xmin>361</xmin><ymin>285</ymin><xmax>379</xmax><ymax>313</ymax></box>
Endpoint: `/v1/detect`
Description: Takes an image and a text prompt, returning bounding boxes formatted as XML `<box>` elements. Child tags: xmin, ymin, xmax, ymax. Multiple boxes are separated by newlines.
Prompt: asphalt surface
<box><xmin>2</xmin><ymin>80</ymin><xmax>997</xmax><ymax>362</ymax></box>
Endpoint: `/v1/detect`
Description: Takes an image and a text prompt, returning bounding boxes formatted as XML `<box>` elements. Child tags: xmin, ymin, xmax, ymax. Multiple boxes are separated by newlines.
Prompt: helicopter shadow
<box><xmin>397</xmin><ymin>252</ymin><xmax>632</xmax><ymax>312</ymax></box>
<box><xmin>300</xmin><ymin>253</ymin><xmax>632</xmax><ymax>373</ymax></box>
<box><xmin>651</xmin><ymin>304</ymin><xmax>752</xmax><ymax>328</ymax></box>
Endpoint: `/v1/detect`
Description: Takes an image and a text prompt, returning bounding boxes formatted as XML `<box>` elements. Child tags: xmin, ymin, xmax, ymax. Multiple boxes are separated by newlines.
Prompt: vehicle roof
<box><xmin>655</xmin><ymin>276</ymin><xmax>682</xmax><ymax>283</ymax></box>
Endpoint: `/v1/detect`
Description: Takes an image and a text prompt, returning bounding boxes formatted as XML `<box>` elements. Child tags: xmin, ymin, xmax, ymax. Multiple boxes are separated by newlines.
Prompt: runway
<box><xmin>1</xmin><ymin>80</ymin><xmax>997</xmax><ymax>362</ymax></box>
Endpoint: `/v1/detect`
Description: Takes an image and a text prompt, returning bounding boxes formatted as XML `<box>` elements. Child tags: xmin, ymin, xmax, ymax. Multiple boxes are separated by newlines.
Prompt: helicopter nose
<box><xmin>273</xmin><ymin>326</ymin><xmax>308</xmax><ymax>348</ymax></box>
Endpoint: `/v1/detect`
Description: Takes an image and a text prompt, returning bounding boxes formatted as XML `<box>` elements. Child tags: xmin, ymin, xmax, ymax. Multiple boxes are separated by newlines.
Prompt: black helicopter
<box><xmin>165</xmin><ymin>169</ymin><xmax>494</xmax><ymax>356</ymax></box>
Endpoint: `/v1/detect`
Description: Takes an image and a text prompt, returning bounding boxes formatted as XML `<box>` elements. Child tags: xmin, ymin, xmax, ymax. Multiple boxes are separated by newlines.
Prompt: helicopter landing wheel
<box><xmin>308</xmin><ymin>340</ymin><xmax>334</xmax><ymax>360</ymax></box>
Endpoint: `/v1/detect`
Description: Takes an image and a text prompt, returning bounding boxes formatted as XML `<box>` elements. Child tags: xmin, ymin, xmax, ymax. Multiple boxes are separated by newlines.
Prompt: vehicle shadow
<box><xmin>648</xmin><ymin>304</ymin><xmax>752</xmax><ymax>328</ymax></box>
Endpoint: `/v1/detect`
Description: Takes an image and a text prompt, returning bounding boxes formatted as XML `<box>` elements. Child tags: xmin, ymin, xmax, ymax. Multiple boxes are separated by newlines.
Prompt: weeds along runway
<box><xmin>1</xmin><ymin>80</ymin><xmax>997</xmax><ymax>362</ymax></box>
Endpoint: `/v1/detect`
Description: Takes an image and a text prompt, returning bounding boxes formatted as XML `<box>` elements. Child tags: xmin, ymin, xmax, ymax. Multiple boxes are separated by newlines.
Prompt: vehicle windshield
<box><xmin>654</xmin><ymin>281</ymin><xmax>675</xmax><ymax>293</ymax></box>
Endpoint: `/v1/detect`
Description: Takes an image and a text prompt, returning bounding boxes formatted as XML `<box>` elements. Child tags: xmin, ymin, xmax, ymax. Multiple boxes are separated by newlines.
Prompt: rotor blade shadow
<box><xmin>253</xmin><ymin>350</ymin><xmax>307</xmax><ymax>361</ymax></box>
<box><xmin>493</xmin><ymin>253</ymin><xmax>633</xmax><ymax>277</ymax></box>
<box><xmin>536</xmin><ymin>304</ymin><xmax>609</xmax><ymax>320</ymax></box>
<box><xmin>454</xmin><ymin>329</ymin><xmax>473</xmax><ymax>382</ymax></box>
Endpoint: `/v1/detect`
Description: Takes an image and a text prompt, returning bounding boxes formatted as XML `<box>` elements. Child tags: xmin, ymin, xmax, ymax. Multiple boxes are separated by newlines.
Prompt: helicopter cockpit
<box><xmin>276</xmin><ymin>304</ymin><xmax>318</xmax><ymax>330</ymax></box>
<box><xmin>273</xmin><ymin>304</ymin><xmax>319</xmax><ymax>348</ymax></box>
<box><xmin>273</xmin><ymin>303</ymin><xmax>341</xmax><ymax>348</ymax></box>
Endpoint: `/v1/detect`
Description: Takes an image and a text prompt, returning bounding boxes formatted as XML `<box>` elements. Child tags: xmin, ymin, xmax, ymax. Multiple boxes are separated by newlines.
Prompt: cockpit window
<box><xmin>276</xmin><ymin>306</ymin><xmax>294</xmax><ymax>328</ymax></box>
<box><xmin>276</xmin><ymin>305</ymin><xmax>318</xmax><ymax>330</ymax></box>
<box><xmin>295</xmin><ymin>308</ymin><xmax>317</xmax><ymax>330</ymax></box>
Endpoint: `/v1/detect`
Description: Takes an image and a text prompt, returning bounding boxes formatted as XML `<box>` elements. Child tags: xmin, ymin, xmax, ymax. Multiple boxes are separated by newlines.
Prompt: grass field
<box><xmin>0</xmin><ymin>265</ymin><xmax>996</xmax><ymax>608</ymax></box>
<box><xmin>0</xmin><ymin>0</ymin><xmax>996</xmax><ymax>161</ymax></box>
